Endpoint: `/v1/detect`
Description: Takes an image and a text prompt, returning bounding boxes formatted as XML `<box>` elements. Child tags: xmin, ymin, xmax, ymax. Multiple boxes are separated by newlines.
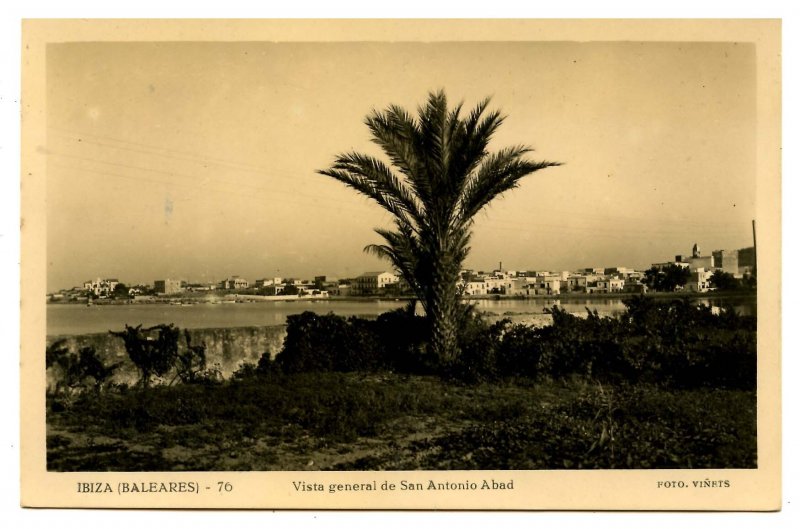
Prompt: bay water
<box><xmin>47</xmin><ymin>296</ymin><xmax>756</xmax><ymax>337</ymax></box>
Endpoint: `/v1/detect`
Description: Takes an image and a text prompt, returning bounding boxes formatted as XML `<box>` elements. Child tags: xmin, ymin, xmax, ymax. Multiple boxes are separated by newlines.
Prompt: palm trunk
<box><xmin>428</xmin><ymin>256</ymin><xmax>461</xmax><ymax>365</ymax></box>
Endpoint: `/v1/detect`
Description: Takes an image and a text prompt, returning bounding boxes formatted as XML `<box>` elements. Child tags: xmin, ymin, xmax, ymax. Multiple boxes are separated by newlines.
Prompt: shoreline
<box><xmin>48</xmin><ymin>290</ymin><xmax>756</xmax><ymax>306</ymax></box>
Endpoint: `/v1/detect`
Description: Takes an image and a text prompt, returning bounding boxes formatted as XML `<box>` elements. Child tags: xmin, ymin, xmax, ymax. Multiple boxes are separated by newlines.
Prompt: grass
<box><xmin>46</xmin><ymin>372</ymin><xmax>756</xmax><ymax>471</ymax></box>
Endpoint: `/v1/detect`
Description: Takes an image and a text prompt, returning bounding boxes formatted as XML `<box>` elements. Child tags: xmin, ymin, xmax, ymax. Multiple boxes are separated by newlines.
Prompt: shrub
<box><xmin>494</xmin><ymin>321</ymin><xmax>543</xmax><ymax>378</ymax></box>
<box><xmin>46</xmin><ymin>340</ymin><xmax>121</xmax><ymax>401</ymax></box>
<box><xmin>620</xmin><ymin>298</ymin><xmax>756</xmax><ymax>389</ymax></box>
<box><xmin>232</xmin><ymin>362</ymin><xmax>259</xmax><ymax>380</ymax></box>
<box><xmin>274</xmin><ymin>312</ymin><xmax>384</xmax><ymax>373</ymax></box>
<box><xmin>174</xmin><ymin>329</ymin><xmax>208</xmax><ymax>384</ymax></box>
<box><xmin>536</xmin><ymin>306</ymin><xmax>593</xmax><ymax>379</ymax></box>
<box><xmin>109</xmin><ymin>324</ymin><xmax>181</xmax><ymax>387</ymax></box>
<box><xmin>373</xmin><ymin>308</ymin><xmax>431</xmax><ymax>373</ymax></box>
<box><xmin>109</xmin><ymin>323</ymin><xmax>220</xmax><ymax>388</ymax></box>
<box><xmin>449</xmin><ymin>312</ymin><xmax>505</xmax><ymax>382</ymax></box>
<box><xmin>503</xmin><ymin>299</ymin><xmax>756</xmax><ymax>389</ymax></box>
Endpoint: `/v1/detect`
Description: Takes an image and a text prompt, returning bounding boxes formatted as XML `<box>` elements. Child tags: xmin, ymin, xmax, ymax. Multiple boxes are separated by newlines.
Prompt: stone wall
<box><xmin>46</xmin><ymin>325</ymin><xmax>287</xmax><ymax>388</ymax></box>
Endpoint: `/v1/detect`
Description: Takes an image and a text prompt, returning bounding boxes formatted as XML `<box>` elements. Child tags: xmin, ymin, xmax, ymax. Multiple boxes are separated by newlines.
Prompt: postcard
<box><xmin>20</xmin><ymin>19</ymin><xmax>781</xmax><ymax>510</ymax></box>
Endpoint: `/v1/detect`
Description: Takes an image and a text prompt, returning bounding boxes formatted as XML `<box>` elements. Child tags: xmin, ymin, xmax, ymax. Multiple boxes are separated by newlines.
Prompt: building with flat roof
<box><xmin>712</xmin><ymin>250</ymin><xmax>739</xmax><ymax>276</ymax></box>
<box><xmin>737</xmin><ymin>247</ymin><xmax>756</xmax><ymax>275</ymax></box>
<box><xmin>353</xmin><ymin>271</ymin><xmax>399</xmax><ymax>295</ymax></box>
<box><xmin>219</xmin><ymin>276</ymin><xmax>249</xmax><ymax>290</ymax></box>
<box><xmin>154</xmin><ymin>278</ymin><xmax>183</xmax><ymax>295</ymax></box>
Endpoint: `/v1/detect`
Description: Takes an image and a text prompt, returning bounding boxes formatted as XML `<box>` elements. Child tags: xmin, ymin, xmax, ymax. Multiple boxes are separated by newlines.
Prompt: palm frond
<box><xmin>366</xmin><ymin>225</ymin><xmax>427</xmax><ymax>302</ymax></box>
<box><xmin>443</xmin><ymin>103</ymin><xmax>504</xmax><ymax>211</ymax></box>
<box><xmin>365</xmin><ymin>106</ymin><xmax>430</xmax><ymax>208</ymax></box>
<box><xmin>317</xmin><ymin>152</ymin><xmax>423</xmax><ymax>229</ymax></box>
<box><xmin>456</xmin><ymin>146</ymin><xmax>562</xmax><ymax>226</ymax></box>
<box><xmin>417</xmin><ymin>91</ymin><xmax>449</xmax><ymax>193</ymax></box>
<box><xmin>466</xmin><ymin>109</ymin><xmax>505</xmax><ymax>166</ymax></box>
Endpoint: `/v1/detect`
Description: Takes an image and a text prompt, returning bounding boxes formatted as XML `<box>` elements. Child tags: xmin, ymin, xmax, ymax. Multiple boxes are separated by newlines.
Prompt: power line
<box><xmin>48</xmin><ymin>125</ymin><xmax>294</xmax><ymax>178</ymax></box>
<box><xmin>49</xmin><ymin>163</ymin><xmax>388</xmax><ymax>222</ymax></box>
<box><xmin>47</xmin><ymin>152</ymin><xmax>383</xmax><ymax>215</ymax></box>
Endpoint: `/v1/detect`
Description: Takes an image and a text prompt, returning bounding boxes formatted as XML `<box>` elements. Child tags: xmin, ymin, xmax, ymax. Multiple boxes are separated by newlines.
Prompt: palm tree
<box><xmin>319</xmin><ymin>90</ymin><xmax>561</xmax><ymax>364</ymax></box>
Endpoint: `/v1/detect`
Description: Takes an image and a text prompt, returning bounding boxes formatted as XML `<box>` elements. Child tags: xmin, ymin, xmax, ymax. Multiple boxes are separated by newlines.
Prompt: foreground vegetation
<box><xmin>47</xmin><ymin>372</ymin><xmax>755</xmax><ymax>471</ymax></box>
<box><xmin>271</xmin><ymin>296</ymin><xmax>756</xmax><ymax>389</ymax></box>
<box><xmin>46</xmin><ymin>296</ymin><xmax>757</xmax><ymax>471</ymax></box>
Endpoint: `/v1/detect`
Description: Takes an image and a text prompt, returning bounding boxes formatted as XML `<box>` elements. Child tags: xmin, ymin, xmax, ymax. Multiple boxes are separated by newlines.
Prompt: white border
<box><xmin>3</xmin><ymin>1</ymin><xmax>797</xmax><ymax>528</ymax></box>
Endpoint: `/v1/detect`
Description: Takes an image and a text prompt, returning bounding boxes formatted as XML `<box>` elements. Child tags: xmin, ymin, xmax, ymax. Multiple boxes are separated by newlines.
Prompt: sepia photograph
<box><xmin>20</xmin><ymin>19</ymin><xmax>781</xmax><ymax>510</ymax></box>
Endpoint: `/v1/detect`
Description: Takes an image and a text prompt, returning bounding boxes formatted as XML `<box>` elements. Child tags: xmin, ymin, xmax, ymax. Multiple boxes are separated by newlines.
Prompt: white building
<box><xmin>651</xmin><ymin>261</ymin><xmax>690</xmax><ymax>270</ymax></box>
<box><xmin>464</xmin><ymin>280</ymin><xmax>489</xmax><ymax>296</ymax></box>
<box><xmin>595</xmin><ymin>278</ymin><xmax>625</xmax><ymax>294</ymax></box>
<box><xmin>685</xmin><ymin>268</ymin><xmax>715</xmax><ymax>293</ymax></box>
<box><xmin>219</xmin><ymin>276</ymin><xmax>249</xmax><ymax>290</ymax></box>
<box><xmin>328</xmin><ymin>283</ymin><xmax>352</xmax><ymax>296</ymax></box>
<box><xmin>483</xmin><ymin>276</ymin><xmax>513</xmax><ymax>294</ymax></box>
<box><xmin>83</xmin><ymin>278</ymin><xmax>119</xmax><ymax>297</ymax></box>
<box><xmin>536</xmin><ymin>277</ymin><xmax>563</xmax><ymax>295</ymax></box>
<box><xmin>353</xmin><ymin>271</ymin><xmax>399</xmax><ymax>295</ymax></box>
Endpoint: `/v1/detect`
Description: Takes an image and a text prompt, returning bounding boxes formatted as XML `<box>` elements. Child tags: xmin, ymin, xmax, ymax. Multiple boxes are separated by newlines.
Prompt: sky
<box><xmin>46</xmin><ymin>41</ymin><xmax>757</xmax><ymax>291</ymax></box>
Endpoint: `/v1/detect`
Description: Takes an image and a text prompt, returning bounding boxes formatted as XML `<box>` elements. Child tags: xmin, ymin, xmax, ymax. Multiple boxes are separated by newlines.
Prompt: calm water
<box><xmin>46</xmin><ymin>296</ymin><xmax>756</xmax><ymax>336</ymax></box>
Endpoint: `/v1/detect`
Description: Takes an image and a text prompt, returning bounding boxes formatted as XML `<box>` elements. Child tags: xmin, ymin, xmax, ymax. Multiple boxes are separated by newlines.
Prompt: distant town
<box><xmin>48</xmin><ymin>242</ymin><xmax>756</xmax><ymax>304</ymax></box>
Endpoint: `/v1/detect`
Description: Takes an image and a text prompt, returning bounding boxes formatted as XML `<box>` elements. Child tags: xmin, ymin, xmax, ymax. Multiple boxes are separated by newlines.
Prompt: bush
<box><xmin>274</xmin><ymin>312</ymin><xmax>384</xmax><ymax>373</ymax></box>
<box><xmin>536</xmin><ymin>307</ymin><xmax>597</xmax><ymax>379</ymax></box>
<box><xmin>109</xmin><ymin>324</ymin><xmax>181</xmax><ymax>387</ymax></box>
<box><xmin>374</xmin><ymin>308</ymin><xmax>432</xmax><ymax>373</ymax></box>
<box><xmin>494</xmin><ymin>321</ymin><xmax>543</xmax><ymax>379</ymax></box>
<box><xmin>449</xmin><ymin>297</ymin><xmax>757</xmax><ymax>389</ymax></box>
<box><xmin>175</xmin><ymin>329</ymin><xmax>208</xmax><ymax>384</ymax></box>
<box><xmin>107</xmin><ymin>323</ymin><xmax>240</xmax><ymax>388</ymax></box>
<box><xmin>449</xmin><ymin>312</ymin><xmax>506</xmax><ymax>382</ymax></box>
<box><xmin>621</xmin><ymin>298</ymin><xmax>755</xmax><ymax>389</ymax></box>
<box><xmin>232</xmin><ymin>362</ymin><xmax>259</xmax><ymax>380</ymax></box>
<box><xmin>274</xmin><ymin>309</ymin><xmax>439</xmax><ymax>375</ymax></box>
<box><xmin>46</xmin><ymin>340</ymin><xmax>121</xmax><ymax>401</ymax></box>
